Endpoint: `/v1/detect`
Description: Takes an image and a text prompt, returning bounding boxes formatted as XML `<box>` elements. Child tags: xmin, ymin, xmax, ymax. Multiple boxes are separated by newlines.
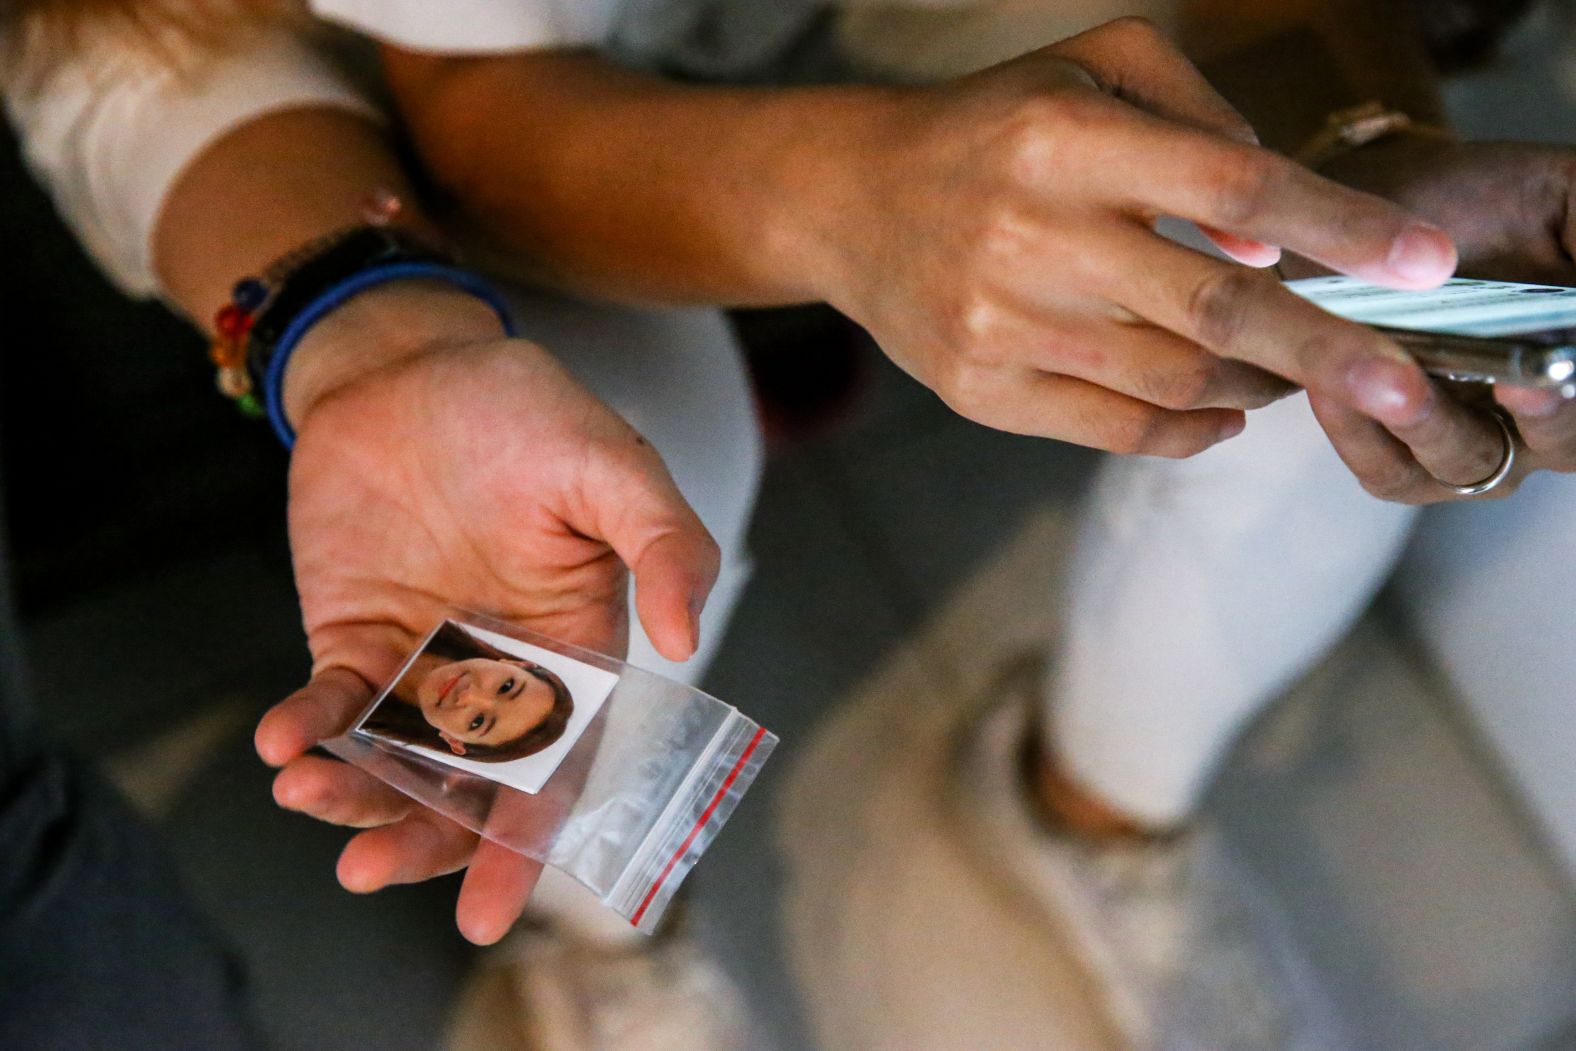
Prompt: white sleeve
<box><xmin>3</xmin><ymin>27</ymin><xmax>380</xmax><ymax>298</ymax></box>
<box><xmin>308</xmin><ymin>0</ymin><xmax>619</xmax><ymax>53</ymax></box>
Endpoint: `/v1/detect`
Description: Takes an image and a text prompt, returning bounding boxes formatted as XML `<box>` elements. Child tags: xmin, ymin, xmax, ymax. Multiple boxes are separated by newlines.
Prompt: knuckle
<box><xmin>1104</xmin><ymin>15</ymin><xmax>1164</xmax><ymax>44</ymax></box>
<box><xmin>997</xmin><ymin>90</ymin><xmax>1107</xmax><ymax>164</ymax></box>
<box><xmin>1185</xmin><ymin>267</ymin><xmax>1266</xmax><ymax>349</ymax></box>
<box><xmin>1360</xmin><ymin>466</ymin><xmax>1423</xmax><ymax>504</ymax></box>
<box><xmin>1290</xmin><ymin>331</ymin><xmax>1369</xmax><ymax>389</ymax></box>
<box><xmin>1439</xmin><ymin>423</ymin><xmax>1509</xmax><ymax>484</ymax></box>
<box><xmin>944</xmin><ymin>293</ymin><xmax>1010</xmax><ymax>369</ymax></box>
<box><xmin>998</xmin><ymin>112</ymin><xmax>1058</xmax><ymax>186</ymax></box>
<box><xmin>1557</xmin><ymin>156</ymin><xmax>1576</xmax><ymax>191</ymax></box>
<box><xmin>1359</xmin><ymin>479</ymin><xmax>1406</xmax><ymax>503</ymax></box>
<box><xmin>1464</xmin><ymin>442</ymin><xmax>1507</xmax><ymax>482</ymax></box>
<box><xmin>616</xmin><ymin>443</ymin><xmax>668</xmax><ymax>485</ymax></box>
<box><xmin>1525</xmin><ymin>424</ymin><xmax>1576</xmax><ymax>469</ymax></box>
<box><xmin>1141</xmin><ymin>359</ymin><xmax>1218</xmax><ymax>411</ymax></box>
<box><xmin>1206</xmin><ymin>153</ymin><xmax>1279</xmax><ymax>228</ymax></box>
<box><xmin>934</xmin><ymin>358</ymin><xmax>991</xmax><ymax>419</ymax></box>
<box><xmin>623</xmin><ymin>428</ymin><xmax>667</xmax><ymax>466</ymax></box>
<box><xmin>1100</xmin><ymin>405</ymin><xmax>1163</xmax><ymax>456</ymax></box>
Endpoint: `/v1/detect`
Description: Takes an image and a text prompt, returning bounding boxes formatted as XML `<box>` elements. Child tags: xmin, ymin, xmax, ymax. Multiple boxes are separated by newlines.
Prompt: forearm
<box><xmin>383</xmin><ymin>49</ymin><xmax>898</xmax><ymax>308</ymax></box>
<box><xmin>153</xmin><ymin>107</ymin><xmax>505</xmax><ymax>425</ymax></box>
<box><xmin>1179</xmin><ymin>0</ymin><xmax>1444</xmax><ymax>152</ymax></box>
<box><xmin>154</xmin><ymin>108</ymin><xmax>421</xmax><ymax>322</ymax></box>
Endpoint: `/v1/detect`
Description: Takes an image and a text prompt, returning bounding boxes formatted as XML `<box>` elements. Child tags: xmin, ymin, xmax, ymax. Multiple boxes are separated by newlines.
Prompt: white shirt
<box><xmin>3</xmin><ymin>0</ymin><xmax>825</xmax><ymax>295</ymax></box>
<box><xmin>310</xmin><ymin>0</ymin><xmax>620</xmax><ymax>53</ymax></box>
<box><xmin>2</xmin><ymin>0</ymin><xmax>1146</xmax><ymax>296</ymax></box>
<box><xmin>3</xmin><ymin>20</ymin><xmax>376</xmax><ymax>295</ymax></box>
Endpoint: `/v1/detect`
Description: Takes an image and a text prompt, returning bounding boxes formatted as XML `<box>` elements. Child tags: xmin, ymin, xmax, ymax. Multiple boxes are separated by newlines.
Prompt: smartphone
<box><xmin>1286</xmin><ymin>275</ymin><xmax>1576</xmax><ymax>395</ymax></box>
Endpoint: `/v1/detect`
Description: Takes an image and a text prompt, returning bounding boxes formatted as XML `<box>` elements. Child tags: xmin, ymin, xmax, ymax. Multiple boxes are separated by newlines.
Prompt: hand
<box><xmin>253</xmin><ymin>284</ymin><xmax>719</xmax><ymax>944</ymax></box>
<box><xmin>1302</xmin><ymin>137</ymin><xmax>1576</xmax><ymax>502</ymax></box>
<box><xmin>814</xmin><ymin>17</ymin><xmax>1475</xmax><ymax>469</ymax></box>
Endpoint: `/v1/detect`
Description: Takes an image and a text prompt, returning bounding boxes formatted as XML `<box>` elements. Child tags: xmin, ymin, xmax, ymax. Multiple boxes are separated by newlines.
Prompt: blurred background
<box><xmin>4</xmin><ymin>2</ymin><xmax>1576</xmax><ymax>1049</ymax></box>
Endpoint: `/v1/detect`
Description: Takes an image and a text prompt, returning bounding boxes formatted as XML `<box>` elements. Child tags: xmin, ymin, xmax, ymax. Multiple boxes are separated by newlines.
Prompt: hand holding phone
<box><xmin>1289</xmin><ymin>276</ymin><xmax>1576</xmax><ymax>395</ymax></box>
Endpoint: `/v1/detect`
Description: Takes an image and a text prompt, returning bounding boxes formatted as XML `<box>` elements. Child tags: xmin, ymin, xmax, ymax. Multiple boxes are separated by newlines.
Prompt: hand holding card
<box><xmin>331</xmin><ymin>617</ymin><xmax>775</xmax><ymax>933</ymax></box>
<box><xmin>254</xmin><ymin>336</ymin><xmax>723</xmax><ymax>944</ymax></box>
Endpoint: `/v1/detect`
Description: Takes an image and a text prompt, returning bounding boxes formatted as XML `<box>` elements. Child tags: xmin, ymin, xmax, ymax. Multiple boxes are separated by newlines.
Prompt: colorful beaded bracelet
<box><xmin>208</xmin><ymin>275</ymin><xmax>269</xmax><ymax>419</ymax></box>
<box><xmin>208</xmin><ymin>194</ymin><xmax>513</xmax><ymax>447</ymax></box>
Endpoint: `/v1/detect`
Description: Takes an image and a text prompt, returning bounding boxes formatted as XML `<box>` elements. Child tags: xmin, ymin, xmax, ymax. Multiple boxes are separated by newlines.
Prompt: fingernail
<box><xmin>1386</xmin><ymin>222</ymin><xmax>1456</xmax><ymax>286</ymax></box>
<box><xmin>1348</xmin><ymin>357</ymin><xmax>1428</xmax><ymax>426</ymax></box>
<box><xmin>1217</xmin><ymin>414</ymin><xmax>1247</xmax><ymax>441</ymax></box>
<box><xmin>1237</xmin><ymin>240</ymin><xmax>1282</xmax><ymax>268</ymax></box>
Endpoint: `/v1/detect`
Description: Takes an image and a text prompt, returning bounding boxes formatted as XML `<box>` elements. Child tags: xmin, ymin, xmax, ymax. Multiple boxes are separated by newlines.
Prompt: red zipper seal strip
<box><xmin>630</xmin><ymin>725</ymin><xmax>767</xmax><ymax>927</ymax></box>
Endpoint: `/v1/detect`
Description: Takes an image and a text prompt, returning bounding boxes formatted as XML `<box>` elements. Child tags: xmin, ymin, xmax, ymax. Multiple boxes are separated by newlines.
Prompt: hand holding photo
<box><xmin>353</xmin><ymin>621</ymin><xmax>618</xmax><ymax>793</ymax></box>
<box><xmin>330</xmin><ymin>614</ymin><xmax>776</xmax><ymax>930</ymax></box>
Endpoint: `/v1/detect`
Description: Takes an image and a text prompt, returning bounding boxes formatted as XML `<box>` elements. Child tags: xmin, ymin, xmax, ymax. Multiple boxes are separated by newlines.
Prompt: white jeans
<box><xmin>1046</xmin><ymin>391</ymin><xmax>1576</xmax><ymax>852</ymax></box>
<box><xmin>500</xmin><ymin>289</ymin><xmax>765</xmax><ymax>940</ymax></box>
<box><xmin>1397</xmin><ymin>467</ymin><xmax>1576</xmax><ymax>878</ymax></box>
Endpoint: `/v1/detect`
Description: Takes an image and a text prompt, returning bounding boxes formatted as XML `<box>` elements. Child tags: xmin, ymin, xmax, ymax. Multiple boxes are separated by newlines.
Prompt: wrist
<box><xmin>1313</xmin><ymin>128</ymin><xmax>1459</xmax><ymax>205</ymax></box>
<box><xmin>282</xmin><ymin>280</ymin><xmax>508</xmax><ymax>427</ymax></box>
<box><xmin>758</xmin><ymin>85</ymin><xmax>913</xmax><ymax>308</ymax></box>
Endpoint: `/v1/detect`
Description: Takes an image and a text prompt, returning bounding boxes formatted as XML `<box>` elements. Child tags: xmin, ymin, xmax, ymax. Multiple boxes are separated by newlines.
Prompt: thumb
<box><xmin>256</xmin><ymin>665</ymin><xmax>374</xmax><ymax>768</ymax></box>
<box><xmin>631</xmin><ymin>527</ymin><xmax>722</xmax><ymax>663</ymax></box>
<box><xmin>589</xmin><ymin>438</ymin><xmax>721</xmax><ymax>664</ymax></box>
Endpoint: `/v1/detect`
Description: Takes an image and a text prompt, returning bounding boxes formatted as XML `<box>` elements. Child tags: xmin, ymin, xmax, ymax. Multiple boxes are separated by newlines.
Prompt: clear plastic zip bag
<box><xmin>322</xmin><ymin>613</ymin><xmax>776</xmax><ymax>932</ymax></box>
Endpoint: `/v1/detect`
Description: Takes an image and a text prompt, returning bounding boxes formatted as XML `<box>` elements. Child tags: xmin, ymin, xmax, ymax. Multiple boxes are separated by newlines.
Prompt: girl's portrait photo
<box><xmin>353</xmin><ymin>620</ymin><xmax>619</xmax><ymax>793</ymax></box>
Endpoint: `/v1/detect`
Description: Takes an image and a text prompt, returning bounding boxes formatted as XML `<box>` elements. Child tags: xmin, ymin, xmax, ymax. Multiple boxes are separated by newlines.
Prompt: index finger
<box><xmin>1038</xmin><ymin>19</ymin><xmax>1279</xmax><ymax>267</ymax></box>
<box><xmin>1094</xmin><ymin>108</ymin><xmax>1457</xmax><ymax>288</ymax></box>
<box><xmin>255</xmin><ymin>665</ymin><xmax>374</xmax><ymax>767</ymax></box>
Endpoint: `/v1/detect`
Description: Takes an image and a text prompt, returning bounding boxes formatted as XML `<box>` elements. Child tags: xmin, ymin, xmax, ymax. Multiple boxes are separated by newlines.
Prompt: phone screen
<box><xmin>1287</xmin><ymin>276</ymin><xmax>1576</xmax><ymax>339</ymax></box>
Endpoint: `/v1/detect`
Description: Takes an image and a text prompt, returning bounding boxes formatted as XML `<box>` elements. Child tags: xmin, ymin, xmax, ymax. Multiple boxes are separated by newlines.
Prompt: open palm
<box><xmin>254</xmin><ymin>336</ymin><xmax>718</xmax><ymax>944</ymax></box>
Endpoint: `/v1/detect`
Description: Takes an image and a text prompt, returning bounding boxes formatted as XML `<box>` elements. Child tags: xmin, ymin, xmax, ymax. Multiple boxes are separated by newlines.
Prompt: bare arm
<box><xmin>380</xmin><ymin>9</ymin><xmax>1445</xmax><ymax>312</ymax></box>
<box><xmin>150</xmin><ymin>107</ymin><xmax>504</xmax><ymax>423</ymax></box>
<box><xmin>384</xmin><ymin>23</ymin><xmax>1517</xmax><ymax>498</ymax></box>
<box><xmin>143</xmin><ymin>102</ymin><xmax>718</xmax><ymax>944</ymax></box>
<box><xmin>382</xmin><ymin>50</ymin><xmax>881</xmax><ymax>307</ymax></box>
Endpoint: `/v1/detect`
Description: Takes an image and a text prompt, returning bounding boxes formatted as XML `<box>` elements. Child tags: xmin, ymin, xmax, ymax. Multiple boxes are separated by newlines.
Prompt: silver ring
<box><xmin>1438</xmin><ymin>408</ymin><xmax>1517</xmax><ymax>496</ymax></box>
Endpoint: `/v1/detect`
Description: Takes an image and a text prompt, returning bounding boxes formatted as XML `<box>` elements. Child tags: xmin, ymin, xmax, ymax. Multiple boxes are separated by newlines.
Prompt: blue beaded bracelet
<box><xmin>263</xmin><ymin>262</ymin><xmax>516</xmax><ymax>448</ymax></box>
